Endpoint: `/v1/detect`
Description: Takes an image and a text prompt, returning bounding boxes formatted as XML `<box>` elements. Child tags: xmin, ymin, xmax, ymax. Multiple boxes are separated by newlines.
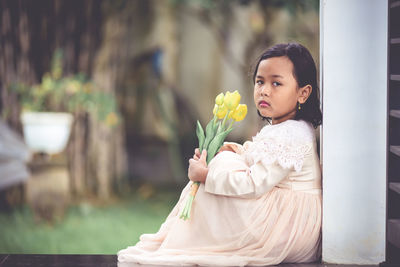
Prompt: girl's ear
<box><xmin>298</xmin><ymin>84</ymin><xmax>312</xmax><ymax>104</ymax></box>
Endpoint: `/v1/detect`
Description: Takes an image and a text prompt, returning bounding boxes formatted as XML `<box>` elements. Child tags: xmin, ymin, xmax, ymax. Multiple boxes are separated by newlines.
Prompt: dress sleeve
<box><xmin>220</xmin><ymin>141</ymin><xmax>252</xmax><ymax>155</ymax></box>
<box><xmin>204</xmin><ymin>151</ymin><xmax>291</xmax><ymax>198</ymax></box>
<box><xmin>204</xmin><ymin>120</ymin><xmax>314</xmax><ymax>198</ymax></box>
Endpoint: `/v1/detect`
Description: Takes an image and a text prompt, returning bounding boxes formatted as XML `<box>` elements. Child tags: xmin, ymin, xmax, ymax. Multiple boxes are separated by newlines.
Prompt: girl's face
<box><xmin>253</xmin><ymin>56</ymin><xmax>311</xmax><ymax>124</ymax></box>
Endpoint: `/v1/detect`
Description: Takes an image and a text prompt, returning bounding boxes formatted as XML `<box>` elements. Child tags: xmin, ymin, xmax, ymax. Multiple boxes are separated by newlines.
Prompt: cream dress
<box><xmin>118</xmin><ymin>119</ymin><xmax>322</xmax><ymax>266</ymax></box>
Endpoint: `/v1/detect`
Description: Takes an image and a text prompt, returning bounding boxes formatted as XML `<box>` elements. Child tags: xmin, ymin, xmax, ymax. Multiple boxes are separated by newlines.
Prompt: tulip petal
<box><xmin>224</xmin><ymin>90</ymin><xmax>241</xmax><ymax>110</ymax></box>
<box><xmin>216</xmin><ymin>104</ymin><xmax>228</xmax><ymax>119</ymax></box>
<box><xmin>232</xmin><ymin>104</ymin><xmax>247</xmax><ymax>121</ymax></box>
<box><xmin>215</xmin><ymin>93</ymin><xmax>224</xmax><ymax>106</ymax></box>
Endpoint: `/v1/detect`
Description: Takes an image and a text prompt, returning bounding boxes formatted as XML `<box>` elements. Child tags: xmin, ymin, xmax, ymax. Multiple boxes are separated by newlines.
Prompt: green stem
<box><xmin>186</xmin><ymin>197</ymin><xmax>193</xmax><ymax>219</ymax></box>
<box><xmin>228</xmin><ymin>120</ymin><xmax>234</xmax><ymax>130</ymax></box>
<box><xmin>222</xmin><ymin>113</ymin><xmax>229</xmax><ymax>129</ymax></box>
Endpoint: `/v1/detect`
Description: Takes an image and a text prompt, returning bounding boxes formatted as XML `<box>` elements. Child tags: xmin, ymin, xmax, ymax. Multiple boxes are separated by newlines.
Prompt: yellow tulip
<box><xmin>213</xmin><ymin>104</ymin><xmax>228</xmax><ymax>119</ymax></box>
<box><xmin>213</xmin><ymin>104</ymin><xmax>218</xmax><ymax>115</ymax></box>
<box><xmin>231</xmin><ymin>104</ymin><xmax>247</xmax><ymax>122</ymax></box>
<box><xmin>224</xmin><ymin>90</ymin><xmax>241</xmax><ymax>110</ymax></box>
<box><xmin>227</xmin><ymin>110</ymin><xmax>233</xmax><ymax>119</ymax></box>
<box><xmin>215</xmin><ymin>93</ymin><xmax>224</xmax><ymax>106</ymax></box>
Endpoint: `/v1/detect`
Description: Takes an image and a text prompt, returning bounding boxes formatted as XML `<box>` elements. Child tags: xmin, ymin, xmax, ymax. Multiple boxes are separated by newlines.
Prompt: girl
<box><xmin>118</xmin><ymin>43</ymin><xmax>323</xmax><ymax>266</ymax></box>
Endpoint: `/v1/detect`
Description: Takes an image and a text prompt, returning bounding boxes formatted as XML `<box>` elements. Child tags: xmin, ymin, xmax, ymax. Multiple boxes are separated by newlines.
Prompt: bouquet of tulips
<box><xmin>180</xmin><ymin>90</ymin><xmax>247</xmax><ymax>220</ymax></box>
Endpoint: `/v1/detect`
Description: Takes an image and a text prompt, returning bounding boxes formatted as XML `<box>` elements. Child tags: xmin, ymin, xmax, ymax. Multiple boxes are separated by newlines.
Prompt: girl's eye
<box><xmin>272</xmin><ymin>81</ymin><xmax>281</xmax><ymax>86</ymax></box>
<box><xmin>256</xmin><ymin>80</ymin><xmax>264</xmax><ymax>85</ymax></box>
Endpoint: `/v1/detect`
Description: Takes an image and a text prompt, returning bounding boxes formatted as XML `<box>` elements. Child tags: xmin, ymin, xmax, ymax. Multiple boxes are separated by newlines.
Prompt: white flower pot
<box><xmin>20</xmin><ymin>111</ymin><xmax>74</xmax><ymax>154</ymax></box>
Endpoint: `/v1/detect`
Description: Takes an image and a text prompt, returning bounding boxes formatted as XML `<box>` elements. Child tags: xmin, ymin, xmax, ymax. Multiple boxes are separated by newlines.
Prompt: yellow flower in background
<box><xmin>231</xmin><ymin>104</ymin><xmax>247</xmax><ymax>122</ymax></box>
<box><xmin>105</xmin><ymin>112</ymin><xmax>119</xmax><ymax>127</ymax></box>
<box><xmin>224</xmin><ymin>90</ymin><xmax>241</xmax><ymax>110</ymax></box>
<box><xmin>66</xmin><ymin>80</ymin><xmax>81</xmax><ymax>94</ymax></box>
<box><xmin>83</xmin><ymin>82</ymin><xmax>93</xmax><ymax>93</ymax></box>
<box><xmin>215</xmin><ymin>93</ymin><xmax>224</xmax><ymax>106</ymax></box>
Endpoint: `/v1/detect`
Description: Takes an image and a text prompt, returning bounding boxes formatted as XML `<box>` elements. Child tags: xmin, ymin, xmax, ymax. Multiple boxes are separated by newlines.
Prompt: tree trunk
<box><xmin>0</xmin><ymin>0</ymin><xmax>36</xmax><ymax>132</ymax></box>
<box><xmin>89</xmin><ymin>7</ymin><xmax>131</xmax><ymax>199</ymax></box>
<box><xmin>0</xmin><ymin>0</ymin><xmax>128</xmax><ymax>200</ymax></box>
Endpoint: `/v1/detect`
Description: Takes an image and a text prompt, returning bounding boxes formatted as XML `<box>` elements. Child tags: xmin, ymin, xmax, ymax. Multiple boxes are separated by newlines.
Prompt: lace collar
<box><xmin>245</xmin><ymin>120</ymin><xmax>315</xmax><ymax>172</ymax></box>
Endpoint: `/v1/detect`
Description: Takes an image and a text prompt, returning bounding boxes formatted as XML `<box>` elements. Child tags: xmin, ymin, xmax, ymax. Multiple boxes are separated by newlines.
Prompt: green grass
<box><xmin>0</xmin><ymin>186</ymin><xmax>180</xmax><ymax>254</ymax></box>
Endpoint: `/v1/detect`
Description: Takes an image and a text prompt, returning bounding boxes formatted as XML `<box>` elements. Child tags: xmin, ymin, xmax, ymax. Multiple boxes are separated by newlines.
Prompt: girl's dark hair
<box><xmin>253</xmin><ymin>43</ymin><xmax>322</xmax><ymax>128</ymax></box>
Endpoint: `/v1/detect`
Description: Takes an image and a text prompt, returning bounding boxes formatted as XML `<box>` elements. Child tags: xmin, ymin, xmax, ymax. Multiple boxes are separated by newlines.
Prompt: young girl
<box><xmin>118</xmin><ymin>42</ymin><xmax>323</xmax><ymax>266</ymax></box>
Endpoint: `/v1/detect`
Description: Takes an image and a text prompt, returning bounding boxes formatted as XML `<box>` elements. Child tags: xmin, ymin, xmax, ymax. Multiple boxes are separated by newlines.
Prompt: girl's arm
<box><xmin>204</xmin><ymin>152</ymin><xmax>292</xmax><ymax>198</ymax></box>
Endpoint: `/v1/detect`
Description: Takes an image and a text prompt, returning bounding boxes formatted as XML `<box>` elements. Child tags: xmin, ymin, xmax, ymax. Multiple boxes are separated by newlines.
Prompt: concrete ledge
<box><xmin>0</xmin><ymin>254</ymin><xmax>380</xmax><ymax>267</ymax></box>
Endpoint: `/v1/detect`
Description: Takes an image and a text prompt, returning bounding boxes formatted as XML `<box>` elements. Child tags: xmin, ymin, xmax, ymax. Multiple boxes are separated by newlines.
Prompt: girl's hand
<box><xmin>193</xmin><ymin>148</ymin><xmax>201</xmax><ymax>160</ymax></box>
<box><xmin>188</xmin><ymin>149</ymin><xmax>208</xmax><ymax>183</ymax></box>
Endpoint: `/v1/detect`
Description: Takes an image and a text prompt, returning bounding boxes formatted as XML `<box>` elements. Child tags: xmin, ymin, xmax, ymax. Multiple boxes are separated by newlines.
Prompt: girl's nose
<box><xmin>260</xmin><ymin>85</ymin><xmax>271</xmax><ymax>96</ymax></box>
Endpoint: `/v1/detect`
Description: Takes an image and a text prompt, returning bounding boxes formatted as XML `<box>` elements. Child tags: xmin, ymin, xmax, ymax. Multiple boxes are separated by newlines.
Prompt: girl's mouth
<box><xmin>258</xmin><ymin>100</ymin><xmax>270</xmax><ymax>108</ymax></box>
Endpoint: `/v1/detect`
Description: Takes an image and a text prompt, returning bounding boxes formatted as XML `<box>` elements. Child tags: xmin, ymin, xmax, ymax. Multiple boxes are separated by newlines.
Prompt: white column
<box><xmin>321</xmin><ymin>0</ymin><xmax>387</xmax><ymax>264</ymax></box>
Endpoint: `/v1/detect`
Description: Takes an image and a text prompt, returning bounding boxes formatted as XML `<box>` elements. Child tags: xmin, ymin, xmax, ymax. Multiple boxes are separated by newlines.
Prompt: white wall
<box><xmin>321</xmin><ymin>0</ymin><xmax>387</xmax><ymax>264</ymax></box>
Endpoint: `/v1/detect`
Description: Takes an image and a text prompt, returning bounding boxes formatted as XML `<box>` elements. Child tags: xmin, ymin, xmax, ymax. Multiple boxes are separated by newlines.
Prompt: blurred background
<box><xmin>0</xmin><ymin>0</ymin><xmax>319</xmax><ymax>254</ymax></box>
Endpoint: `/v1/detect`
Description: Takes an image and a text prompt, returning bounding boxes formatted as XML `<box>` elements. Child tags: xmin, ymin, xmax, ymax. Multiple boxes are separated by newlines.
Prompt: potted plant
<box><xmin>11</xmin><ymin>49</ymin><xmax>120</xmax><ymax>154</ymax></box>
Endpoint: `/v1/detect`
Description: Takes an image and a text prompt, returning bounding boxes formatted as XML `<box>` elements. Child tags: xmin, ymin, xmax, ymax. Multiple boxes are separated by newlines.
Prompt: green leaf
<box><xmin>215</xmin><ymin>121</ymin><xmax>224</xmax><ymax>136</ymax></box>
<box><xmin>203</xmin><ymin>117</ymin><xmax>217</xmax><ymax>150</ymax></box>
<box><xmin>196</xmin><ymin>120</ymin><xmax>205</xmax><ymax>151</ymax></box>
<box><xmin>206</xmin><ymin>128</ymin><xmax>233</xmax><ymax>164</ymax></box>
<box><xmin>213</xmin><ymin>118</ymin><xmax>219</xmax><ymax>132</ymax></box>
